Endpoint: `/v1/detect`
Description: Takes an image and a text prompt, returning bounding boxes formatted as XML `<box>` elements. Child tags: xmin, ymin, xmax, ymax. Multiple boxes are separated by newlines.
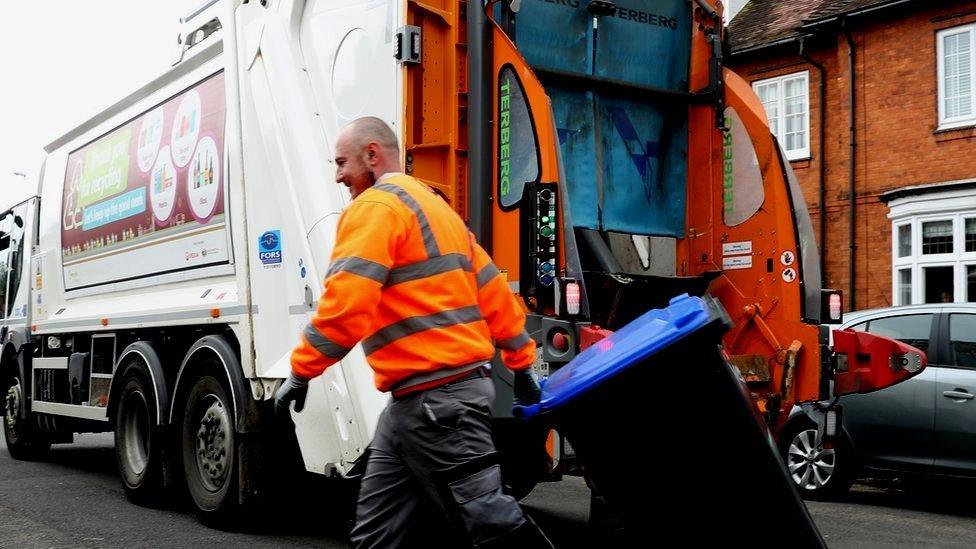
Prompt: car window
<box><xmin>847</xmin><ymin>321</ymin><xmax>868</xmax><ymax>332</ymax></box>
<box><xmin>949</xmin><ymin>314</ymin><xmax>976</xmax><ymax>368</ymax></box>
<box><xmin>865</xmin><ymin>314</ymin><xmax>933</xmax><ymax>352</ymax></box>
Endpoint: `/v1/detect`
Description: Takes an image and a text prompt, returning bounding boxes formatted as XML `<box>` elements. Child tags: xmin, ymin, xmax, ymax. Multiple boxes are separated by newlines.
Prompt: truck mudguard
<box><xmin>171</xmin><ymin>335</ymin><xmax>261</xmax><ymax>433</ymax></box>
<box><xmin>108</xmin><ymin>341</ymin><xmax>171</xmax><ymax>426</ymax></box>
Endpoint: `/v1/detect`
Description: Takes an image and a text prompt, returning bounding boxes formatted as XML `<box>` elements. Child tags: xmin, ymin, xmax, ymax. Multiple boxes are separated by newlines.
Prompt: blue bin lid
<box><xmin>516</xmin><ymin>294</ymin><xmax>721</xmax><ymax>419</ymax></box>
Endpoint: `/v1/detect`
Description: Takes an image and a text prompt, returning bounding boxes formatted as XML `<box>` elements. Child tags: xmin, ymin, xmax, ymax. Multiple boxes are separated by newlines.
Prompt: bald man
<box><xmin>276</xmin><ymin>117</ymin><xmax>551</xmax><ymax>548</ymax></box>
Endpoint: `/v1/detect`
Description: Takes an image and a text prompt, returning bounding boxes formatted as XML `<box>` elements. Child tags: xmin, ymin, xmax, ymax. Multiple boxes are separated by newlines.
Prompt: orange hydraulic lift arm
<box><xmin>679</xmin><ymin>1</ymin><xmax>822</xmax><ymax>432</ymax></box>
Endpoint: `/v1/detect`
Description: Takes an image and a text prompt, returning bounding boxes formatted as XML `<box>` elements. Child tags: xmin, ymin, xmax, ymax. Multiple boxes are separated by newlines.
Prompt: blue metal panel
<box><xmin>597</xmin><ymin>96</ymin><xmax>686</xmax><ymax>236</ymax></box>
<box><xmin>594</xmin><ymin>0</ymin><xmax>691</xmax><ymax>91</ymax></box>
<box><xmin>550</xmin><ymin>87</ymin><xmax>599</xmax><ymax>230</ymax></box>
<box><xmin>512</xmin><ymin>0</ymin><xmax>691</xmax><ymax>237</ymax></box>
<box><xmin>513</xmin><ymin>0</ymin><xmax>591</xmax><ymax>75</ymax></box>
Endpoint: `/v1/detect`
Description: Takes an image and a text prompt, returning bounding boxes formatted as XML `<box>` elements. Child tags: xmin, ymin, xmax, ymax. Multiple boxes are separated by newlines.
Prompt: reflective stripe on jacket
<box><xmin>290</xmin><ymin>174</ymin><xmax>535</xmax><ymax>392</ymax></box>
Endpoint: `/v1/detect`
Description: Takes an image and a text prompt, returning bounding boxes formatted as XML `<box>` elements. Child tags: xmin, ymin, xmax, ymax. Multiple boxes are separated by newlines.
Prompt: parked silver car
<box><xmin>779</xmin><ymin>303</ymin><xmax>976</xmax><ymax>498</ymax></box>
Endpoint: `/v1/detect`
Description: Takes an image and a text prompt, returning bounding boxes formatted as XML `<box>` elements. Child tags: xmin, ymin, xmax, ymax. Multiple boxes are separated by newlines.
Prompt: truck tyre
<box><xmin>114</xmin><ymin>368</ymin><xmax>166</xmax><ymax>503</ymax></box>
<box><xmin>3</xmin><ymin>373</ymin><xmax>50</xmax><ymax>460</ymax></box>
<box><xmin>181</xmin><ymin>374</ymin><xmax>237</xmax><ymax>523</ymax></box>
<box><xmin>779</xmin><ymin>419</ymin><xmax>855</xmax><ymax>500</ymax></box>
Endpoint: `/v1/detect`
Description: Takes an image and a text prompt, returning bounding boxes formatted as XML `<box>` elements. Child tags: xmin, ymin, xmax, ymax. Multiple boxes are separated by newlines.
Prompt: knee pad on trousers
<box><xmin>433</xmin><ymin>452</ymin><xmax>527</xmax><ymax>548</ymax></box>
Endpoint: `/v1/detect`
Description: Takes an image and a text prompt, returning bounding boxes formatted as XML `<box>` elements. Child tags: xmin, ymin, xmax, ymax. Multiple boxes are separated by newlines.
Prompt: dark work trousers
<box><xmin>349</xmin><ymin>374</ymin><xmax>545</xmax><ymax>548</ymax></box>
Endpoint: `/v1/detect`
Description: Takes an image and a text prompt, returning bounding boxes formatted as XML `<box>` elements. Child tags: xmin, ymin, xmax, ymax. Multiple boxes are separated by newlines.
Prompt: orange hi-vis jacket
<box><xmin>291</xmin><ymin>173</ymin><xmax>536</xmax><ymax>393</ymax></box>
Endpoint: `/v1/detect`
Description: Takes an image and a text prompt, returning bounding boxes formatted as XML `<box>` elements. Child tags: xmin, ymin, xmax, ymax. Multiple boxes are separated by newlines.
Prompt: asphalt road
<box><xmin>0</xmin><ymin>431</ymin><xmax>595</xmax><ymax>548</ymax></box>
<box><xmin>807</xmin><ymin>480</ymin><xmax>976</xmax><ymax>548</ymax></box>
<box><xmin>6</xmin><ymin>430</ymin><xmax>976</xmax><ymax>547</ymax></box>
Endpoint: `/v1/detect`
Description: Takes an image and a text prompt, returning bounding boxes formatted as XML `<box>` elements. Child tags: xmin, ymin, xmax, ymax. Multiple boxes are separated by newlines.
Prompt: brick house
<box><xmin>728</xmin><ymin>0</ymin><xmax>976</xmax><ymax>310</ymax></box>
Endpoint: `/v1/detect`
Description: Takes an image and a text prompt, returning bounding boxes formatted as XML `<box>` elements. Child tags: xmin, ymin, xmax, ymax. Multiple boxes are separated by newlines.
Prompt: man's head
<box><xmin>334</xmin><ymin>116</ymin><xmax>401</xmax><ymax>198</ymax></box>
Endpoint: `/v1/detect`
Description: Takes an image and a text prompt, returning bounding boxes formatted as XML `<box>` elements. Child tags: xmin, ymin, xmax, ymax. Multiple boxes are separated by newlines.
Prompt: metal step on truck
<box><xmin>0</xmin><ymin>0</ymin><xmax>926</xmax><ymax>540</ymax></box>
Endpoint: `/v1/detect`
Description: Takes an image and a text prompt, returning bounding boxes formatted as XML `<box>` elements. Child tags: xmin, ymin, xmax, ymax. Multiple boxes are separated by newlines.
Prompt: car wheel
<box><xmin>779</xmin><ymin>421</ymin><xmax>854</xmax><ymax>499</ymax></box>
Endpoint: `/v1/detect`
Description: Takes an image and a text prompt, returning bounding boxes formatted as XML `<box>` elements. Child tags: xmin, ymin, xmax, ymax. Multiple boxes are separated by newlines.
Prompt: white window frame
<box><xmin>752</xmin><ymin>71</ymin><xmax>810</xmax><ymax>161</ymax></box>
<box><xmin>966</xmin><ymin>262</ymin><xmax>976</xmax><ymax>301</ymax></box>
<box><xmin>937</xmin><ymin>24</ymin><xmax>976</xmax><ymax>130</ymax></box>
<box><xmin>890</xmin><ymin>195</ymin><xmax>976</xmax><ymax>305</ymax></box>
<box><xmin>919</xmin><ymin>216</ymin><xmax>956</xmax><ymax>259</ymax></box>
<box><xmin>895</xmin><ymin>266</ymin><xmax>913</xmax><ymax>307</ymax></box>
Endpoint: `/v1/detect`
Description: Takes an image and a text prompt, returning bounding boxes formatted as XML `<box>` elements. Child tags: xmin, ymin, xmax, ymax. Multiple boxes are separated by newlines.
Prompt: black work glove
<box><xmin>275</xmin><ymin>373</ymin><xmax>309</xmax><ymax>416</ymax></box>
<box><xmin>513</xmin><ymin>369</ymin><xmax>543</xmax><ymax>407</ymax></box>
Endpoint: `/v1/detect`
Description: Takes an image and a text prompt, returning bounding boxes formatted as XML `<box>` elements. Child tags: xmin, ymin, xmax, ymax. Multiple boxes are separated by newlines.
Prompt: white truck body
<box><xmin>26</xmin><ymin>0</ymin><xmax>407</xmax><ymax>476</ymax></box>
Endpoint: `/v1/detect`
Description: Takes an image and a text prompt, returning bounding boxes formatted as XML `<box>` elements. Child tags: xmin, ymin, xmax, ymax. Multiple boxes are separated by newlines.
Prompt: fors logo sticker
<box><xmin>259</xmin><ymin>230</ymin><xmax>282</xmax><ymax>266</ymax></box>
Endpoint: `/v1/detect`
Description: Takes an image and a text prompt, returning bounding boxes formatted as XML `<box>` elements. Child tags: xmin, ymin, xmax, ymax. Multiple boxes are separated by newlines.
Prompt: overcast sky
<box><xmin>0</xmin><ymin>0</ymin><xmax>202</xmax><ymax>209</ymax></box>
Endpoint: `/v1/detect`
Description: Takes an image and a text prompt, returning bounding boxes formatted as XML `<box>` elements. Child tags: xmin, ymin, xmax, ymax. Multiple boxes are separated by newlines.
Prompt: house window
<box><xmin>969</xmin><ymin>265</ymin><xmax>976</xmax><ymax>301</ymax></box>
<box><xmin>937</xmin><ymin>25</ymin><xmax>976</xmax><ymax>129</ymax></box>
<box><xmin>924</xmin><ymin>265</ymin><xmax>954</xmax><ymax>303</ymax></box>
<box><xmin>898</xmin><ymin>268</ymin><xmax>912</xmax><ymax>305</ymax></box>
<box><xmin>752</xmin><ymin>71</ymin><xmax>810</xmax><ymax>160</ymax></box>
<box><xmin>897</xmin><ymin>224</ymin><xmax>912</xmax><ymax>257</ymax></box>
<box><xmin>922</xmin><ymin>220</ymin><xmax>954</xmax><ymax>254</ymax></box>
<box><xmin>967</xmin><ymin>218</ymin><xmax>976</xmax><ymax>252</ymax></box>
<box><xmin>890</xmin><ymin>189</ymin><xmax>976</xmax><ymax>305</ymax></box>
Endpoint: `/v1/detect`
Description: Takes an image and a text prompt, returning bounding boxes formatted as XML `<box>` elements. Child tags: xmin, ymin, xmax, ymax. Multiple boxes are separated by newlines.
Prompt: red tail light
<box><xmin>565</xmin><ymin>281</ymin><xmax>580</xmax><ymax>316</ymax></box>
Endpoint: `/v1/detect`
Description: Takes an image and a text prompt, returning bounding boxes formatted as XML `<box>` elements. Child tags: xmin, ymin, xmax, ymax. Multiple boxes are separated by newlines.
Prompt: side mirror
<box><xmin>831</xmin><ymin>329</ymin><xmax>925</xmax><ymax>396</ymax></box>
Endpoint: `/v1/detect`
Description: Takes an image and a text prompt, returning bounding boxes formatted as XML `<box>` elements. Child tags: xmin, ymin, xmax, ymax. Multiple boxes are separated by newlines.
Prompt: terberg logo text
<box><xmin>542</xmin><ymin>0</ymin><xmax>679</xmax><ymax>30</ymax></box>
<box><xmin>499</xmin><ymin>77</ymin><xmax>512</xmax><ymax>197</ymax></box>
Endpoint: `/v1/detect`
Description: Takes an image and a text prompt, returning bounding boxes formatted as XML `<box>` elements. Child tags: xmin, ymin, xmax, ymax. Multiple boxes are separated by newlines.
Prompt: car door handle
<box><xmin>943</xmin><ymin>390</ymin><xmax>975</xmax><ymax>400</ymax></box>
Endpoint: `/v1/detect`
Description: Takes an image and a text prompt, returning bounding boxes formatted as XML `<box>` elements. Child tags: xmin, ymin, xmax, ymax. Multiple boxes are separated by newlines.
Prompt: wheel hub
<box><xmin>195</xmin><ymin>399</ymin><xmax>231</xmax><ymax>491</ymax></box>
<box><xmin>787</xmin><ymin>429</ymin><xmax>836</xmax><ymax>491</ymax></box>
<box><xmin>5</xmin><ymin>383</ymin><xmax>21</xmax><ymax>434</ymax></box>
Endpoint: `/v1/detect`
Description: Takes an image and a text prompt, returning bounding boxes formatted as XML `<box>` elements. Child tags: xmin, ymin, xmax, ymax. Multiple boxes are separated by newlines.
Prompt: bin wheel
<box><xmin>181</xmin><ymin>374</ymin><xmax>238</xmax><ymax>523</ymax></box>
<box><xmin>779</xmin><ymin>419</ymin><xmax>854</xmax><ymax>500</ymax></box>
<box><xmin>114</xmin><ymin>368</ymin><xmax>166</xmax><ymax>503</ymax></box>
<box><xmin>3</xmin><ymin>374</ymin><xmax>50</xmax><ymax>460</ymax></box>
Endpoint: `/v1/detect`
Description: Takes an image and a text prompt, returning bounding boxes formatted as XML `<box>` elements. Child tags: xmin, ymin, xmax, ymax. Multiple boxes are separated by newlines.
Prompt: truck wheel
<box><xmin>181</xmin><ymin>375</ymin><xmax>237</xmax><ymax>523</ymax></box>
<box><xmin>3</xmin><ymin>374</ymin><xmax>50</xmax><ymax>460</ymax></box>
<box><xmin>114</xmin><ymin>370</ymin><xmax>165</xmax><ymax>503</ymax></box>
<box><xmin>779</xmin><ymin>420</ymin><xmax>855</xmax><ymax>500</ymax></box>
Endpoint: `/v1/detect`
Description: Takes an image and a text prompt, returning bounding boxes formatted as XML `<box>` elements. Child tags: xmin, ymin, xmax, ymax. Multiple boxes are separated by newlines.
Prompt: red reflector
<box><xmin>552</xmin><ymin>332</ymin><xmax>570</xmax><ymax>353</ymax></box>
<box><xmin>579</xmin><ymin>325</ymin><xmax>613</xmax><ymax>352</ymax></box>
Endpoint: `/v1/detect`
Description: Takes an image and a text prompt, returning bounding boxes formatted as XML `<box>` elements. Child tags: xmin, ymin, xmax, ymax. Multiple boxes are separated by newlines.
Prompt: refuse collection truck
<box><xmin>1</xmin><ymin>0</ymin><xmax>924</xmax><ymax>527</ymax></box>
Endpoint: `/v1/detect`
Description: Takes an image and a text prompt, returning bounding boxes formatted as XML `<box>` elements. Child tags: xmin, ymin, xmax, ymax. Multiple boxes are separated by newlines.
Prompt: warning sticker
<box><xmin>782</xmin><ymin>268</ymin><xmax>797</xmax><ymax>283</ymax></box>
<box><xmin>723</xmin><ymin>256</ymin><xmax>753</xmax><ymax>270</ymax></box>
<box><xmin>722</xmin><ymin>241</ymin><xmax>753</xmax><ymax>256</ymax></box>
<box><xmin>780</xmin><ymin>250</ymin><xmax>796</xmax><ymax>266</ymax></box>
